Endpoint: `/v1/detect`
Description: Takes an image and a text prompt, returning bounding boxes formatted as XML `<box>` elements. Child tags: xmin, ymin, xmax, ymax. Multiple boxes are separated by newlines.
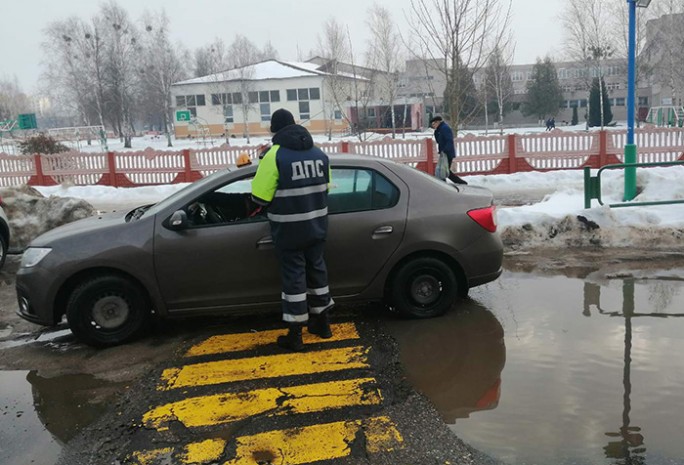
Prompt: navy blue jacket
<box><xmin>252</xmin><ymin>125</ymin><xmax>330</xmax><ymax>250</ymax></box>
<box><xmin>434</xmin><ymin>121</ymin><xmax>456</xmax><ymax>162</ymax></box>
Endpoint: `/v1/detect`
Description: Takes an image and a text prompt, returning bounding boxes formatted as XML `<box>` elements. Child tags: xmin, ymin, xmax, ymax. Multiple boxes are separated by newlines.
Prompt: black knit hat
<box><xmin>270</xmin><ymin>108</ymin><xmax>296</xmax><ymax>133</ymax></box>
<box><xmin>429</xmin><ymin>115</ymin><xmax>443</xmax><ymax>124</ymax></box>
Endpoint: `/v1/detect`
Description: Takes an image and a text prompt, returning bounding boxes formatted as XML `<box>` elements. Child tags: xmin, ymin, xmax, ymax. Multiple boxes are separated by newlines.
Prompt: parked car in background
<box><xmin>0</xmin><ymin>197</ymin><xmax>10</xmax><ymax>271</ymax></box>
<box><xmin>16</xmin><ymin>155</ymin><xmax>503</xmax><ymax>346</ymax></box>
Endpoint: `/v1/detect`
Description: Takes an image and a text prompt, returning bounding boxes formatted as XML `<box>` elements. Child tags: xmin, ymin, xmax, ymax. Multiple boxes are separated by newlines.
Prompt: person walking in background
<box><xmin>251</xmin><ymin>109</ymin><xmax>334</xmax><ymax>352</ymax></box>
<box><xmin>430</xmin><ymin>115</ymin><xmax>468</xmax><ymax>185</ymax></box>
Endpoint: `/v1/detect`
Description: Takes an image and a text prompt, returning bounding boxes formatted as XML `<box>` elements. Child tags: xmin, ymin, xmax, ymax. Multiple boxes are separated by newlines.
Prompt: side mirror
<box><xmin>168</xmin><ymin>210</ymin><xmax>188</xmax><ymax>231</ymax></box>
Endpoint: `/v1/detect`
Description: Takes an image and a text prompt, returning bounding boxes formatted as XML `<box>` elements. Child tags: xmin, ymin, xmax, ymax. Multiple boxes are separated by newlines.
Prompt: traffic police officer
<box><xmin>251</xmin><ymin>108</ymin><xmax>334</xmax><ymax>351</ymax></box>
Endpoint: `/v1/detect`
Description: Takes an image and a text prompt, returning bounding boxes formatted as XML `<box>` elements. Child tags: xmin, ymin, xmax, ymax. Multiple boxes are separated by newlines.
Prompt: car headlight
<box><xmin>21</xmin><ymin>247</ymin><xmax>52</xmax><ymax>268</ymax></box>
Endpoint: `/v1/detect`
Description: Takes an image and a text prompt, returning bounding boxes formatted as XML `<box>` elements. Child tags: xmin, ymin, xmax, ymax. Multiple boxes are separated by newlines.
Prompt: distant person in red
<box><xmin>430</xmin><ymin>116</ymin><xmax>467</xmax><ymax>185</ymax></box>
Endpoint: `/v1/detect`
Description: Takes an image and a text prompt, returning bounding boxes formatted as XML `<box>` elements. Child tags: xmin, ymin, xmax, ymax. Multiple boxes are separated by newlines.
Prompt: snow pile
<box><xmin>484</xmin><ymin>166</ymin><xmax>684</xmax><ymax>250</ymax></box>
<box><xmin>0</xmin><ymin>186</ymin><xmax>95</xmax><ymax>250</ymax></box>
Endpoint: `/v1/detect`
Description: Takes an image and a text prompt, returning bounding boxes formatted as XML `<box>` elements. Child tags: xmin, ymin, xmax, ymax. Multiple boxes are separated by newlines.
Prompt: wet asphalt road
<box><xmin>0</xmin><ymin>254</ymin><xmax>501</xmax><ymax>465</ymax></box>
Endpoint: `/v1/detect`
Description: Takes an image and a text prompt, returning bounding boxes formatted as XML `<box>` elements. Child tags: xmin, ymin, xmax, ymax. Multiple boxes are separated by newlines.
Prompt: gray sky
<box><xmin>0</xmin><ymin>0</ymin><xmax>565</xmax><ymax>92</ymax></box>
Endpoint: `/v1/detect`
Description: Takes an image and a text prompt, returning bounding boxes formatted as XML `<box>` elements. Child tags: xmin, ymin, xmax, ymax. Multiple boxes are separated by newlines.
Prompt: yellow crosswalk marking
<box><xmin>185</xmin><ymin>322</ymin><xmax>360</xmax><ymax>356</ymax></box>
<box><xmin>160</xmin><ymin>346</ymin><xmax>369</xmax><ymax>390</ymax></box>
<box><xmin>223</xmin><ymin>416</ymin><xmax>403</xmax><ymax>465</ymax></box>
<box><xmin>129</xmin><ymin>417</ymin><xmax>402</xmax><ymax>465</ymax></box>
<box><xmin>143</xmin><ymin>378</ymin><xmax>382</xmax><ymax>430</ymax></box>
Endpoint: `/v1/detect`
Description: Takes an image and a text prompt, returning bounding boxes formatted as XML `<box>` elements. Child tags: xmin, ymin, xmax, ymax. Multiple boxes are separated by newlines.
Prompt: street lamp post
<box><xmin>625</xmin><ymin>0</ymin><xmax>652</xmax><ymax>201</ymax></box>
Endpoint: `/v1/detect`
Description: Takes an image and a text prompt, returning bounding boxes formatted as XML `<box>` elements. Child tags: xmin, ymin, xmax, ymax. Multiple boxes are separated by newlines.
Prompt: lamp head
<box><xmin>636</xmin><ymin>0</ymin><xmax>652</xmax><ymax>8</ymax></box>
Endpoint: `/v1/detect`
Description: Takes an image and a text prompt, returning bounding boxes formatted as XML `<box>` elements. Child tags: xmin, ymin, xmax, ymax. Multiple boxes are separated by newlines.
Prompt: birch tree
<box><xmin>407</xmin><ymin>0</ymin><xmax>512</xmax><ymax>133</ymax></box>
<box><xmin>484</xmin><ymin>43</ymin><xmax>514</xmax><ymax>133</ymax></box>
<box><xmin>139</xmin><ymin>12</ymin><xmax>188</xmax><ymax>147</ymax></box>
<box><xmin>367</xmin><ymin>4</ymin><xmax>402</xmax><ymax>138</ymax></box>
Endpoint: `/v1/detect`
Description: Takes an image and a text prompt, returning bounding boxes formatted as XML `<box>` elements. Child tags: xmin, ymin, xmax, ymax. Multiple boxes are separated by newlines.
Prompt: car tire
<box><xmin>0</xmin><ymin>233</ymin><xmax>6</xmax><ymax>271</ymax></box>
<box><xmin>66</xmin><ymin>275</ymin><xmax>150</xmax><ymax>347</ymax></box>
<box><xmin>390</xmin><ymin>257</ymin><xmax>458</xmax><ymax>318</ymax></box>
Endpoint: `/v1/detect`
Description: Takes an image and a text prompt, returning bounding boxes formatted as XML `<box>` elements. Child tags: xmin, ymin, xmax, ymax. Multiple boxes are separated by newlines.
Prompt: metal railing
<box><xmin>584</xmin><ymin>161</ymin><xmax>684</xmax><ymax>208</ymax></box>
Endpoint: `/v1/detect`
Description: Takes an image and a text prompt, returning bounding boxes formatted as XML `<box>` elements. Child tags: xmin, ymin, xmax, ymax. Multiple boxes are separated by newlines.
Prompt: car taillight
<box><xmin>467</xmin><ymin>206</ymin><xmax>497</xmax><ymax>232</ymax></box>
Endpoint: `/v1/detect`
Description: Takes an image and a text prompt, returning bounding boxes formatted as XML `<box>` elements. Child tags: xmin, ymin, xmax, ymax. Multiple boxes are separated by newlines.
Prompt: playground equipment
<box><xmin>645</xmin><ymin>106</ymin><xmax>684</xmax><ymax>127</ymax></box>
<box><xmin>187</xmin><ymin>117</ymin><xmax>214</xmax><ymax>147</ymax></box>
<box><xmin>47</xmin><ymin>125</ymin><xmax>108</xmax><ymax>152</ymax></box>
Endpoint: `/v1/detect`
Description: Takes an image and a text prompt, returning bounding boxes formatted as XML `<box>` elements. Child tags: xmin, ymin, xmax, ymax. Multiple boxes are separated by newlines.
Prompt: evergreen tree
<box><xmin>522</xmin><ymin>56</ymin><xmax>564</xmax><ymax>120</ymax></box>
<box><xmin>572</xmin><ymin>106</ymin><xmax>579</xmax><ymax>126</ymax></box>
<box><xmin>588</xmin><ymin>78</ymin><xmax>613</xmax><ymax>127</ymax></box>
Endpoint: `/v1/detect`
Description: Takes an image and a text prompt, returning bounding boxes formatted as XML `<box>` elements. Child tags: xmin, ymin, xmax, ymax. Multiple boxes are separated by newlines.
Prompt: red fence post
<box><xmin>507</xmin><ymin>134</ymin><xmax>517</xmax><ymax>174</ymax></box>
<box><xmin>598</xmin><ymin>130</ymin><xmax>607</xmax><ymax>167</ymax></box>
<box><xmin>341</xmin><ymin>141</ymin><xmax>350</xmax><ymax>153</ymax></box>
<box><xmin>182</xmin><ymin>149</ymin><xmax>193</xmax><ymax>181</ymax></box>
<box><xmin>33</xmin><ymin>154</ymin><xmax>45</xmax><ymax>186</ymax></box>
<box><xmin>425</xmin><ymin>138</ymin><xmax>435</xmax><ymax>175</ymax></box>
<box><xmin>107</xmin><ymin>151</ymin><xmax>117</xmax><ymax>188</ymax></box>
<box><xmin>27</xmin><ymin>154</ymin><xmax>57</xmax><ymax>186</ymax></box>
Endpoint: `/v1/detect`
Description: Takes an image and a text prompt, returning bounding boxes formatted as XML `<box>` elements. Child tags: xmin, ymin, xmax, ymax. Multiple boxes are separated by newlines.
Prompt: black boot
<box><xmin>448</xmin><ymin>173</ymin><xmax>468</xmax><ymax>185</ymax></box>
<box><xmin>308</xmin><ymin>311</ymin><xmax>332</xmax><ymax>339</ymax></box>
<box><xmin>277</xmin><ymin>324</ymin><xmax>305</xmax><ymax>352</ymax></box>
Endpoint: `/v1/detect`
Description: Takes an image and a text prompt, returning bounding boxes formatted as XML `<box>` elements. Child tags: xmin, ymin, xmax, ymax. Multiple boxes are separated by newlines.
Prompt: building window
<box><xmin>638</xmin><ymin>96</ymin><xmax>649</xmax><ymax>106</ymax></box>
<box><xmin>175</xmin><ymin>94</ymin><xmax>205</xmax><ymax>117</ymax></box>
<box><xmin>286</xmin><ymin>88</ymin><xmax>321</xmax><ymax>101</ymax></box>
<box><xmin>248</xmin><ymin>92</ymin><xmax>259</xmax><ymax>103</ymax></box>
<box><xmin>615</xmin><ymin>97</ymin><xmax>626</xmax><ymax>106</ymax></box>
<box><xmin>334</xmin><ymin>110</ymin><xmax>342</xmax><ymax>120</ymax></box>
<box><xmin>232</xmin><ymin>93</ymin><xmax>243</xmax><ymax>104</ymax></box>
<box><xmin>560</xmin><ymin>100</ymin><xmax>569</xmax><ymax>109</ymax></box>
<box><xmin>580</xmin><ymin>99</ymin><xmax>587</xmax><ymax>108</ymax></box>
<box><xmin>299</xmin><ymin>101</ymin><xmax>310</xmax><ymax>120</ymax></box>
<box><xmin>367</xmin><ymin>108</ymin><xmax>376</xmax><ymax>118</ymax></box>
<box><xmin>224</xmin><ymin>105</ymin><xmax>234</xmax><ymax>123</ymax></box>
<box><xmin>260</xmin><ymin>103</ymin><xmax>271</xmax><ymax>121</ymax></box>
<box><xmin>270</xmin><ymin>90</ymin><xmax>280</xmax><ymax>102</ymax></box>
<box><xmin>212</xmin><ymin>93</ymin><xmax>233</xmax><ymax>105</ymax></box>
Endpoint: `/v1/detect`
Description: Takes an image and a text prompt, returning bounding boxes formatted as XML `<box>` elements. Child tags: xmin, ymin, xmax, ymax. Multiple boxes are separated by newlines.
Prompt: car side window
<box><xmin>185</xmin><ymin>176</ymin><xmax>265</xmax><ymax>227</ymax></box>
<box><xmin>328</xmin><ymin>168</ymin><xmax>399</xmax><ymax>214</ymax></box>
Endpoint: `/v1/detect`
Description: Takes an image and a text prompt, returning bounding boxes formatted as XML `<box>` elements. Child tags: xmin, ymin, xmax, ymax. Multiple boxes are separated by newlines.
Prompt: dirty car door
<box><xmin>153</xmin><ymin>177</ymin><xmax>281</xmax><ymax>313</ymax></box>
<box><xmin>325</xmin><ymin>166</ymin><xmax>407</xmax><ymax>295</ymax></box>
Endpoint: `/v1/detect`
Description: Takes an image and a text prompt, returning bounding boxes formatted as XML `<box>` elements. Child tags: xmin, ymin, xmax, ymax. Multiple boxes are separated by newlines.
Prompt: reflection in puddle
<box><xmin>0</xmin><ymin>370</ymin><xmax>125</xmax><ymax>465</ymax></box>
<box><xmin>389</xmin><ymin>272</ymin><xmax>684</xmax><ymax>465</ymax></box>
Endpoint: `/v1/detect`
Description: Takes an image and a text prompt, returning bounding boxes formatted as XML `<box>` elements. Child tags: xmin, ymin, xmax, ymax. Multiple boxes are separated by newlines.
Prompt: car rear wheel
<box><xmin>0</xmin><ymin>233</ymin><xmax>6</xmax><ymax>271</ymax></box>
<box><xmin>390</xmin><ymin>257</ymin><xmax>458</xmax><ymax>318</ymax></box>
<box><xmin>66</xmin><ymin>275</ymin><xmax>150</xmax><ymax>347</ymax></box>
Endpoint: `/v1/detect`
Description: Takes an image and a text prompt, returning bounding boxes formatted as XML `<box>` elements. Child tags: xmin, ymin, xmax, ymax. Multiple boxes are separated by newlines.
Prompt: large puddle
<box><xmin>0</xmin><ymin>370</ymin><xmax>125</xmax><ymax>465</ymax></box>
<box><xmin>387</xmin><ymin>268</ymin><xmax>684</xmax><ymax>465</ymax></box>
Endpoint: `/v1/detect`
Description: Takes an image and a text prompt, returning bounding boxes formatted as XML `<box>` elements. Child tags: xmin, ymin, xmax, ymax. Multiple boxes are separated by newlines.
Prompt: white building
<box><xmin>171</xmin><ymin>60</ymin><xmax>364</xmax><ymax>138</ymax></box>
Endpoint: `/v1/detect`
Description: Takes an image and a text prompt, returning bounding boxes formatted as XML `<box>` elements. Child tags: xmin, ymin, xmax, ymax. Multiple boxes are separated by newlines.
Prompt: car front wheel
<box><xmin>66</xmin><ymin>275</ymin><xmax>150</xmax><ymax>347</ymax></box>
<box><xmin>390</xmin><ymin>257</ymin><xmax>458</xmax><ymax>318</ymax></box>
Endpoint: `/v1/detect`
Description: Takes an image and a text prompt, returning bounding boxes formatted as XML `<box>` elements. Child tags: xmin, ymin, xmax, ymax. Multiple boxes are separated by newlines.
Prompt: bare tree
<box><xmin>100</xmin><ymin>1</ymin><xmax>140</xmax><ymax>147</ymax></box>
<box><xmin>367</xmin><ymin>4</ymin><xmax>403</xmax><ymax>138</ymax></box>
<box><xmin>227</xmin><ymin>35</ymin><xmax>260</xmax><ymax>143</ymax></box>
<box><xmin>0</xmin><ymin>77</ymin><xmax>32</xmax><ymax>121</ymax></box>
<box><xmin>485</xmin><ymin>43</ymin><xmax>514</xmax><ymax>133</ymax></box>
<box><xmin>407</xmin><ymin>0</ymin><xmax>512</xmax><ymax>133</ymax></box>
<box><xmin>562</xmin><ymin>0</ymin><xmax>615</xmax><ymax>129</ymax></box>
<box><xmin>139</xmin><ymin>12</ymin><xmax>188</xmax><ymax>147</ymax></box>
<box><xmin>317</xmin><ymin>18</ymin><xmax>353</xmax><ymax>137</ymax></box>
<box><xmin>193</xmin><ymin>38</ymin><xmax>229</xmax><ymax>78</ymax></box>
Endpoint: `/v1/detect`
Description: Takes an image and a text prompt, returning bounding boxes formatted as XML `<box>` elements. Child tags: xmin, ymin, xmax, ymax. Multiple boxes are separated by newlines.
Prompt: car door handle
<box><xmin>257</xmin><ymin>236</ymin><xmax>274</xmax><ymax>249</ymax></box>
<box><xmin>373</xmin><ymin>226</ymin><xmax>393</xmax><ymax>236</ymax></box>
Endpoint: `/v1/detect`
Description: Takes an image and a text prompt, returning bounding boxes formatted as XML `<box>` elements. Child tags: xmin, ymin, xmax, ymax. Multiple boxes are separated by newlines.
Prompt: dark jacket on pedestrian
<box><xmin>434</xmin><ymin>121</ymin><xmax>456</xmax><ymax>163</ymax></box>
<box><xmin>252</xmin><ymin>124</ymin><xmax>330</xmax><ymax>250</ymax></box>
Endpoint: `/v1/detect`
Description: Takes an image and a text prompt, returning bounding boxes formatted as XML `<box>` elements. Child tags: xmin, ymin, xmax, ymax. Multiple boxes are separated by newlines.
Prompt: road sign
<box><xmin>176</xmin><ymin>110</ymin><xmax>192</xmax><ymax>122</ymax></box>
<box><xmin>17</xmin><ymin>113</ymin><xmax>37</xmax><ymax>130</ymax></box>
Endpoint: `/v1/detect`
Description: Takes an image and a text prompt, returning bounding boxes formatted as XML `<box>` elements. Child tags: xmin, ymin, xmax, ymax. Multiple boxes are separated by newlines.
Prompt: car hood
<box><xmin>29</xmin><ymin>209</ymin><xmax>133</xmax><ymax>247</ymax></box>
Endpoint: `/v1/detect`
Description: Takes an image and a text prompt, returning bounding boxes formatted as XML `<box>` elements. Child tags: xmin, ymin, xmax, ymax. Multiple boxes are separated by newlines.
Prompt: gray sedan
<box><xmin>16</xmin><ymin>155</ymin><xmax>503</xmax><ymax>346</ymax></box>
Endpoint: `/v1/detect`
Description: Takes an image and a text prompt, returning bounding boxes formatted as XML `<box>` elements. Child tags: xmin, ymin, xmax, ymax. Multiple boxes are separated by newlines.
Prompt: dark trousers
<box><xmin>444</xmin><ymin>153</ymin><xmax>468</xmax><ymax>185</ymax></box>
<box><xmin>276</xmin><ymin>240</ymin><xmax>334</xmax><ymax>324</ymax></box>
